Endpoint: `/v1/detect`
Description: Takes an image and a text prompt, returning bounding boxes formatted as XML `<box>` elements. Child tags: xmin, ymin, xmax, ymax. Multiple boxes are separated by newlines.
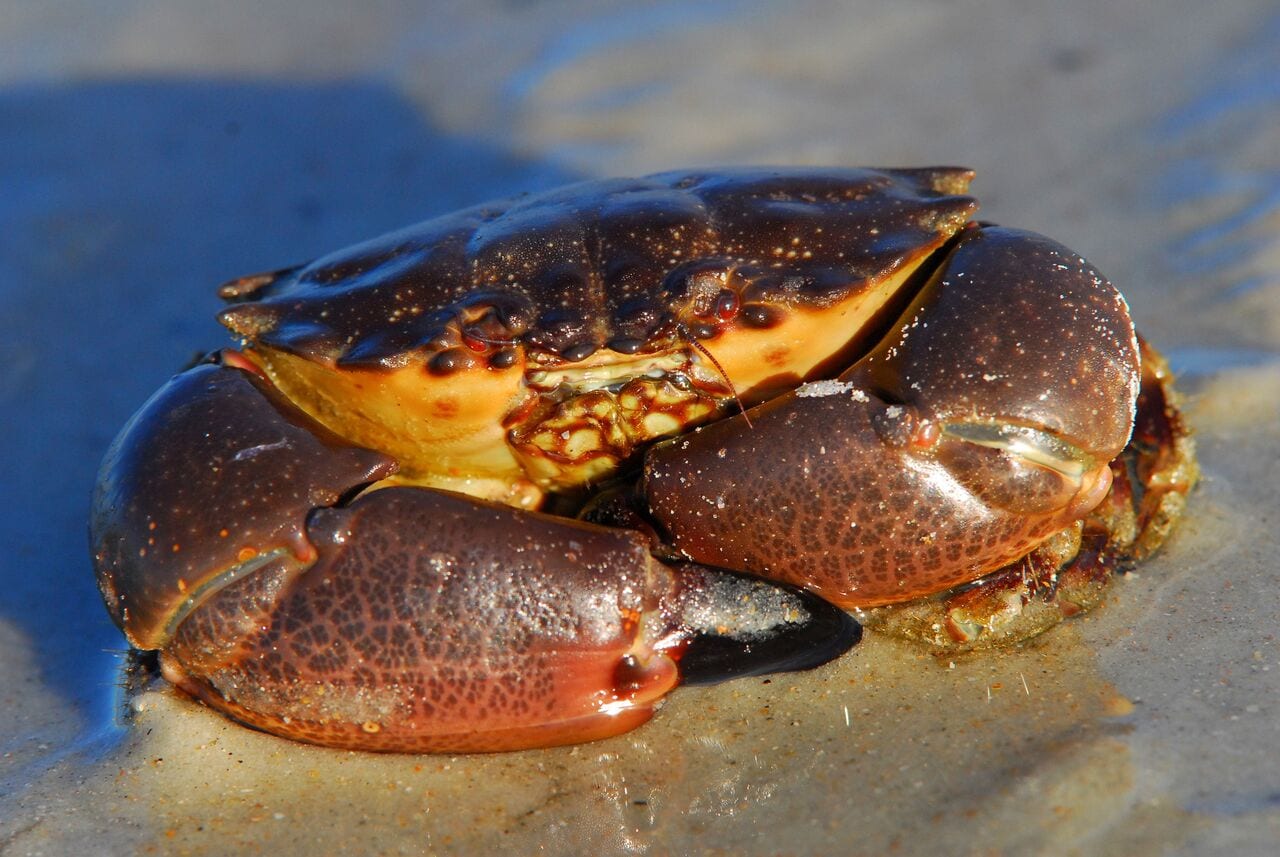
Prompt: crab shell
<box><xmin>91</xmin><ymin>167</ymin><xmax>1155</xmax><ymax>752</ymax></box>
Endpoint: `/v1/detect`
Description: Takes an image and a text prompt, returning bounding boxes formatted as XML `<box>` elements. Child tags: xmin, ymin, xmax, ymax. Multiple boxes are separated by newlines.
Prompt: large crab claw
<box><xmin>642</xmin><ymin>225</ymin><xmax>1141</xmax><ymax>608</ymax></box>
<box><xmin>90</xmin><ymin>360</ymin><xmax>858</xmax><ymax>752</ymax></box>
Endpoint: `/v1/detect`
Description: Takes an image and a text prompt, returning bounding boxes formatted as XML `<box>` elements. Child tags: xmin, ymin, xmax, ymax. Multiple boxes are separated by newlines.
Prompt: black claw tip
<box><xmin>671</xmin><ymin>566</ymin><xmax>861</xmax><ymax>686</ymax></box>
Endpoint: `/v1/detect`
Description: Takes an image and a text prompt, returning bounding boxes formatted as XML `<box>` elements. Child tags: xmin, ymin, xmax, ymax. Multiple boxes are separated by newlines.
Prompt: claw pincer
<box><xmin>643</xmin><ymin>225</ymin><xmax>1140</xmax><ymax>607</ymax></box>
<box><xmin>92</xmin><ymin>358</ymin><xmax>854</xmax><ymax>752</ymax></box>
<box><xmin>90</xmin><ymin>167</ymin><xmax>1192</xmax><ymax>751</ymax></box>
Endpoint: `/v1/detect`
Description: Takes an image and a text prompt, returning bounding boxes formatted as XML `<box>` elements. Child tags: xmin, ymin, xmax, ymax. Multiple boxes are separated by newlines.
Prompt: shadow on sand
<box><xmin>0</xmin><ymin>77</ymin><xmax>575</xmax><ymax>732</ymax></box>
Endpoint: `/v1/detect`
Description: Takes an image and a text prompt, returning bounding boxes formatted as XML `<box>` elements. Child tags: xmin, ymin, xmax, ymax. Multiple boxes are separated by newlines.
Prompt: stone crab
<box><xmin>90</xmin><ymin>167</ymin><xmax>1195</xmax><ymax>752</ymax></box>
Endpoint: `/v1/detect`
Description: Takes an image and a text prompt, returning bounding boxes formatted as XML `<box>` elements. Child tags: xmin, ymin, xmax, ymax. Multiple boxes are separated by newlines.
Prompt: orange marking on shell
<box><xmin>431</xmin><ymin>399</ymin><xmax>460</xmax><ymax>419</ymax></box>
<box><xmin>763</xmin><ymin>346</ymin><xmax>791</xmax><ymax>366</ymax></box>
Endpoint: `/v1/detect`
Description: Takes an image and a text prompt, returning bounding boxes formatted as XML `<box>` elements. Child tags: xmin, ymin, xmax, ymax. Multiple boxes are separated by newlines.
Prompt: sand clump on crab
<box><xmin>90</xmin><ymin>167</ymin><xmax>1196</xmax><ymax>752</ymax></box>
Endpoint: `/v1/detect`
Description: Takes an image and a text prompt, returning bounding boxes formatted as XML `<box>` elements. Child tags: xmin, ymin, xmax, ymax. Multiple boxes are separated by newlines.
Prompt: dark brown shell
<box><xmin>218</xmin><ymin>167</ymin><xmax>977</xmax><ymax>367</ymax></box>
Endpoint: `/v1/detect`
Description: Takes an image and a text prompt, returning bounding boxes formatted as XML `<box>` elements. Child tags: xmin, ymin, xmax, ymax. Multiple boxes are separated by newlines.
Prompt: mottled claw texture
<box><xmin>644</xmin><ymin>225</ymin><xmax>1140</xmax><ymax>607</ymax></box>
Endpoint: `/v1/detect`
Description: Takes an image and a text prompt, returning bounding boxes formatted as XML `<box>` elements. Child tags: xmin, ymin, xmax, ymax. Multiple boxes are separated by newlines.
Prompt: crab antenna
<box><xmin>677</xmin><ymin>322</ymin><xmax>754</xmax><ymax>430</ymax></box>
<box><xmin>460</xmin><ymin>330</ymin><xmax>519</xmax><ymax>347</ymax></box>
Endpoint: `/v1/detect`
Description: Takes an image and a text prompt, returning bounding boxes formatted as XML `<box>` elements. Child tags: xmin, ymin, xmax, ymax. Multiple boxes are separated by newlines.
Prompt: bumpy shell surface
<box><xmin>219</xmin><ymin>167</ymin><xmax>977</xmax><ymax>369</ymax></box>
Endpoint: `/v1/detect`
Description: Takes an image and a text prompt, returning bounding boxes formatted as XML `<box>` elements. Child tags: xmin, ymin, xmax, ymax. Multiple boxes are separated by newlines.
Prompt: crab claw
<box><xmin>90</xmin><ymin>359</ymin><xmax>398</xmax><ymax>651</ymax></box>
<box><xmin>642</xmin><ymin>225</ymin><xmax>1141</xmax><ymax>607</ymax></box>
<box><xmin>90</xmin><ymin>359</ymin><xmax>857</xmax><ymax>752</ymax></box>
<box><xmin>161</xmin><ymin>488</ymin><xmax>858</xmax><ymax>752</ymax></box>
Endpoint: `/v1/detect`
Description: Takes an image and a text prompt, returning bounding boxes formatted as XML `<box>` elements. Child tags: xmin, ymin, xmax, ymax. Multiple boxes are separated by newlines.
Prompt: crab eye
<box><xmin>714</xmin><ymin>290</ymin><xmax>740</xmax><ymax>321</ymax></box>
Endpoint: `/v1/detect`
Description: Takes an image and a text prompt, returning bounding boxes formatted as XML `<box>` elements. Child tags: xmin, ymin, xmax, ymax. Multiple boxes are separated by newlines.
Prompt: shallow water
<box><xmin>3</xmin><ymin>1</ymin><xmax>1278</xmax><ymax>854</ymax></box>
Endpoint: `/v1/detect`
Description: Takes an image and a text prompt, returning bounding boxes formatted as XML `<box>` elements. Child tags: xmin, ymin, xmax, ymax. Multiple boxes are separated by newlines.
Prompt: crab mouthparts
<box><xmin>508</xmin><ymin>348</ymin><xmax>736</xmax><ymax>491</ymax></box>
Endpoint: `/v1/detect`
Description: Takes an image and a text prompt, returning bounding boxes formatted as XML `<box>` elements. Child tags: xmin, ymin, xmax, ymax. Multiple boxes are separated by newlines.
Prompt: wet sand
<box><xmin>3</xmin><ymin>1</ymin><xmax>1278</xmax><ymax>854</ymax></box>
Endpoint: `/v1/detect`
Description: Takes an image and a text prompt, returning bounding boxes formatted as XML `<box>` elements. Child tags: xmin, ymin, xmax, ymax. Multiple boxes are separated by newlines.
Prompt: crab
<box><xmin>90</xmin><ymin>167</ymin><xmax>1195</xmax><ymax>753</ymax></box>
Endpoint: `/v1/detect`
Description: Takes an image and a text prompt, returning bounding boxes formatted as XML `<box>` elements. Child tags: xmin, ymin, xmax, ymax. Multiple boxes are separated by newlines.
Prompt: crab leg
<box><xmin>641</xmin><ymin>225</ymin><xmax>1142</xmax><ymax>608</ymax></box>
<box><xmin>91</xmin><ymin>358</ymin><xmax>857</xmax><ymax>752</ymax></box>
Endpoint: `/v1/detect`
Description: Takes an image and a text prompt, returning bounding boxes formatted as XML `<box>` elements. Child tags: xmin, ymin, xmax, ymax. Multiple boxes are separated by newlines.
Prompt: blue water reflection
<box><xmin>0</xmin><ymin>78</ymin><xmax>573</xmax><ymax>733</ymax></box>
